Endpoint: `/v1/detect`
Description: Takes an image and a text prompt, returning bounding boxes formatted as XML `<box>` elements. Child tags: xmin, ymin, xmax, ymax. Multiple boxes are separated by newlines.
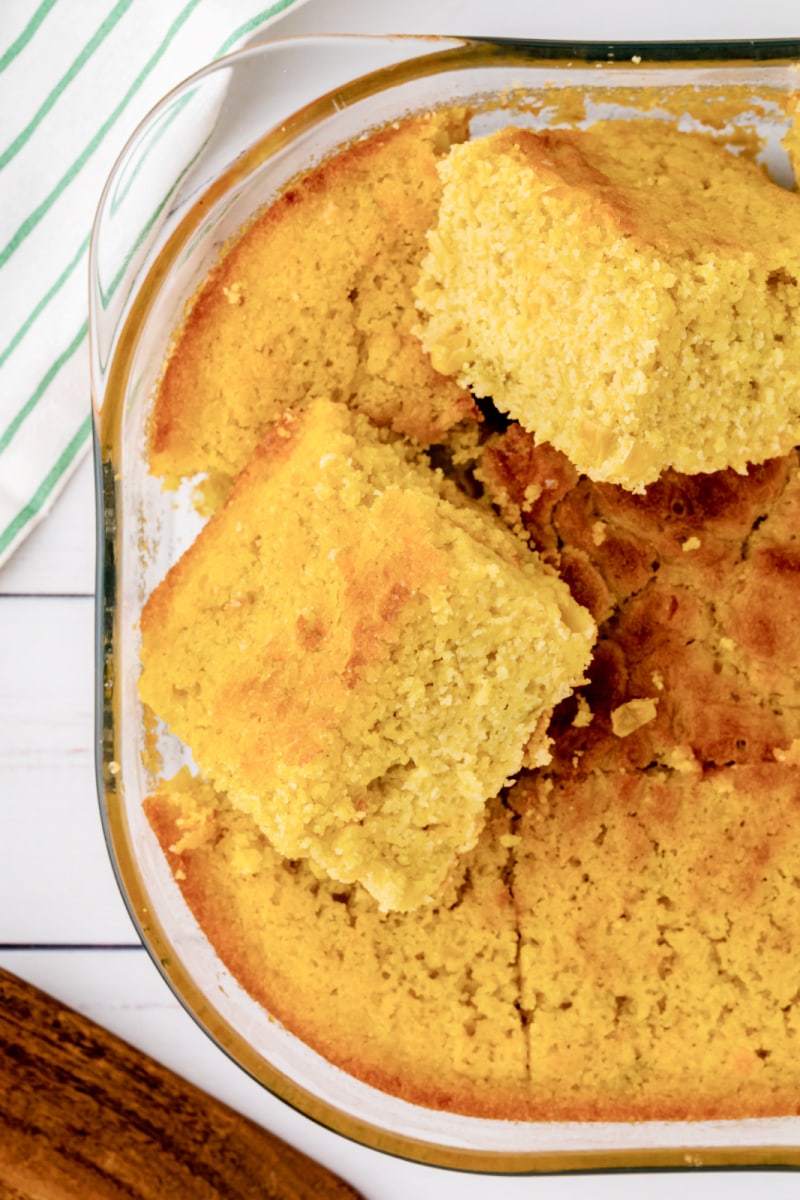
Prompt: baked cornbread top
<box><xmin>149</xmin><ymin>109</ymin><xmax>476</xmax><ymax>494</ymax></box>
<box><xmin>415</xmin><ymin>120</ymin><xmax>800</xmax><ymax>489</ymax></box>
<box><xmin>509</xmin><ymin>762</ymin><xmax>800</xmax><ymax>1120</ymax></box>
<box><xmin>139</xmin><ymin>398</ymin><xmax>595</xmax><ymax>911</ymax></box>
<box><xmin>142</xmin><ymin>420</ymin><xmax>800</xmax><ymax>1118</ymax></box>
<box><xmin>480</xmin><ymin>422</ymin><xmax>800</xmax><ymax>778</ymax></box>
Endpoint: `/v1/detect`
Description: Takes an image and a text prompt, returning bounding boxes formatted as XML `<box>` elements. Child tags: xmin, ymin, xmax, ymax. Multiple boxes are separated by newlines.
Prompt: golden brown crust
<box><xmin>482</xmin><ymin>428</ymin><xmax>800</xmax><ymax>777</ymax></box>
<box><xmin>149</xmin><ymin>111</ymin><xmax>477</xmax><ymax>488</ymax></box>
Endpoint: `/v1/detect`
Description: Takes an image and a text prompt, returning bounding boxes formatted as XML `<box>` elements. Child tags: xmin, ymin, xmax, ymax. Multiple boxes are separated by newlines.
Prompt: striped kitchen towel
<box><xmin>0</xmin><ymin>0</ymin><xmax>310</xmax><ymax>568</ymax></box>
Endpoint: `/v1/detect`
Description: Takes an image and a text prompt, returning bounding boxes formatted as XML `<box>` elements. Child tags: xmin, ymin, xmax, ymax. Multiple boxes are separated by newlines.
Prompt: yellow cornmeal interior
<box><xmin>149</xmin><ymin>109</ymin><xmax>476</xmax><ymax>494</ymax></box>
<box><xmin>139</xmin><ymin>398</ymin><xmax>594</xmax><ymax>912</ymax></box>
<box><xmin>145</xmin><ymin>760</ymin><xmax>800</xmax><ymax>1121</ymax></box>
<box><xmin>414</xmin><ymin>121</ymin><xmax>800</xmax><ymax>490</ymax></box>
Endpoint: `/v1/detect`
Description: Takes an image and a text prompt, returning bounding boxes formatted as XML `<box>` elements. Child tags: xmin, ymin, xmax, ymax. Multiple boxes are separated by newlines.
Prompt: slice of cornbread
<box><xmin>149</xmin><ymin>110</ymin><xmax>477</xmax><ymax>493</ymax></box>
<box><xmin>510</xmin><ymin>765</ymin><xmax>800</xmax><ymax>1120</ymax></box>
<box><xmin>415</xmin><ymin>121</ymin><xmax>800</xmax><ymax>489</ymax></box>
<box><xmin>139</xmin><ymin>399</ymin><xmax>595</xmax><ymax>911</ymax></box>
<box><xmin>145</xmin><ymin>771</ymin><xmax>531</xmax><ymax>1115</ymax></box>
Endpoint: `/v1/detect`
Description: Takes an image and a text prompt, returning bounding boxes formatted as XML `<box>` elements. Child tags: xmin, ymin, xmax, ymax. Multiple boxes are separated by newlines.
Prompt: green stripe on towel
<box><xmin>0</xmin><ymin>0</ymin><xmax>203</xmax><ymax>271</ymax></box>
<box><xmin>0</xmin><ymin>0</ymin><xmax>59</xmax><ymax>74</ymax></box>
<box><xmin>0</xmin><ymin>415</ymin><xmax>91</xmax><ymax>559</ymax></box>
<box><xmin>0</xmin><ymin>0</ymin><xmax>133</xmax><ymax>172</ymax></box>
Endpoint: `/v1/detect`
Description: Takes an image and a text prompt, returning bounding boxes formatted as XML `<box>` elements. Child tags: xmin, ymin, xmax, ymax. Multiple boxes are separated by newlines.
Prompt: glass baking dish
<box><xmin>90</xmin><ymin>33</ymin><xmax>800</xmax><ymax>1172</ymax></box>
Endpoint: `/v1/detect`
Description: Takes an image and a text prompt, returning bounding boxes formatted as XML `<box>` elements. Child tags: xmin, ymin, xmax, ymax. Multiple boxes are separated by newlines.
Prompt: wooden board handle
<box><xmin>0</xmin><ymin>967</ymin><xmax>364</xmax><ymax>1200</ymax></box>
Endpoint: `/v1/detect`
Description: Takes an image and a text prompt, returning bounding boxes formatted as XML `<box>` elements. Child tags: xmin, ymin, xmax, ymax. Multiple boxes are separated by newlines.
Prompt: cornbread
<box><xmin>149</xmin><ymin>110</ymin><xmax>477</xmax><ymax>493</ymax></box>
<box><xmin>140</xmin><ymin>398</ymin><xmax>595</xmax><ymax>912</ymax></box>
<box><xmin>481</xmin><ymin>423</ymin><xmax>800</xmax><ymax>776</ymax></box>
<box><xmin>510</xmin><ymin>764</ymin><xmax>800</xmax><ymax>1120</ymax></box>
<box><xmin>146</xmin><ymin>773</ymin><xmax>530</xmax><ymax>1116</ymax></box>
<box><xmin>138</xmin><ymin>104</ymin><xmax>800</xmax><ymax>1123</ymax></box>
<box><xmin>144</xmin><ymin>430</ymin><xmax>800</xmax><ymax>1120</ymax></box>
<box><xmin>414</xmin><ymin>121</ymin><xmax>800</xmax><ymax>489</ymax></box>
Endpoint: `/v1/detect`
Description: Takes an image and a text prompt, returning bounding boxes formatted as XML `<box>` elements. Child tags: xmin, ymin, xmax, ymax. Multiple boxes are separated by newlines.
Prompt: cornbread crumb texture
<box><xmin>140</xmin><ymin>399</ymin><xmax>594</xmax><ymax>912</ymax></box>
<box><xmin>415</xmin><ymin>121</ymin><xmax>800</xmax><ymax>489</ymax></box>
<box><xmin>481</xmin><ymin>424</ymin><xmax>800</xmax><ymax>776</ymax></box>
<box><xmin>149</xmin><ymin>110</ymin><xmax>476</xmax><ymax>490</ymax></box>
<box><xmin>144</xmin><ymin>410</ymin><xmax>800</xmax><ymax>1117</ymax></box>
<box><xmin>146</xmin><ymin>772</ymin><xmax>529</xmax><ymax>1116</ymax></box>
<box><xmin>510</xmin><ymin>765</ymin><xmax>800</xmax><ymax>1120</ymax></box>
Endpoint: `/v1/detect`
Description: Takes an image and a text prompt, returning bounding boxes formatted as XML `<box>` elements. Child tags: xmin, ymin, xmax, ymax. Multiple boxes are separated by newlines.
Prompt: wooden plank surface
<box><xmin>0</xmin><ymin>947</ymin><xmax>371</xmax><ymax>1172</ymax></box>
<box><xmin>0</xmin><ymin>966</ymin><xmax>363</xmax><ymax>1200</ymax></box>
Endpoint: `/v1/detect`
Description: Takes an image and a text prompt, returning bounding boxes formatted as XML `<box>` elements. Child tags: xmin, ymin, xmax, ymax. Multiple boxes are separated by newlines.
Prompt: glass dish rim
<box><xmin>91</xmin><ymin>31</ymin><xmax>800</xmax><ymax>1174</ymax></box>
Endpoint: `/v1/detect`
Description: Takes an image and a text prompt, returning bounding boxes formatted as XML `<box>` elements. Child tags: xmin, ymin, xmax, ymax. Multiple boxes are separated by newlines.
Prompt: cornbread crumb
<box><xmin>415</xmin><ymin>121</ymin><xmax>800</xmax><ymax>489</ymax></box>
<box><xmin>774</xmin><ymin>738</ymin><xmax>800</xmax><ymax>765</ymax></box>
<box><xmin>140</xmin><ymin>399</ymin><xmax>594</xmax><ymax>911</ymax></box>
<box><xmin>610</xmin><ymin>697</ymin><xmax>658</xmax><ymax>737</ymax></box>
<box><xmin>221</xmin><ymin>282</ymin><xmax>244</xmax><ymax>305</ymax></box>
<box><xmin>664</xmin><ymin>746</ymin><xmax>700</xmax><ymax>774</ymax></box>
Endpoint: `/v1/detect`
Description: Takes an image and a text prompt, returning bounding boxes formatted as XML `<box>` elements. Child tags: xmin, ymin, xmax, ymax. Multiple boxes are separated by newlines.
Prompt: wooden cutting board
<box><xmin>0</xmin><ymin>968</ymin><xmax>364</xmax><ymax>1200</ymax></box>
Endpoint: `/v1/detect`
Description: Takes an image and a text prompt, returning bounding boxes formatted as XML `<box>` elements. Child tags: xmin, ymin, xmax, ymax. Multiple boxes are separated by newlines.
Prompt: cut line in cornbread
<box><xmin>415</xmin><ymin>121</ymin><xmax>800</xmax><ymax>490</ymax></box>
<box><xmin>139</xmin><ymin>398</ymin><xmax>595</xmax><ymax>911</ymax></box>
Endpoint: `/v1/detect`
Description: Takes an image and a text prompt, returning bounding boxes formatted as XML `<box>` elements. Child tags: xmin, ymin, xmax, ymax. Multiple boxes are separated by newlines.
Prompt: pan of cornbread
<box><xmin>92</xmin><ymin>36</ymin><xmax>800</xmax><ymax>1171</ymax></box>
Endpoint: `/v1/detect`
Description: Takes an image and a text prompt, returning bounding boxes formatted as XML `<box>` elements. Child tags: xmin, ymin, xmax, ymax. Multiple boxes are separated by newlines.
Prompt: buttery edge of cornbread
<box><xmin>139</xmin><ymin>107</ymin><xmax>800</xmax><ymax>1120</ymax></box>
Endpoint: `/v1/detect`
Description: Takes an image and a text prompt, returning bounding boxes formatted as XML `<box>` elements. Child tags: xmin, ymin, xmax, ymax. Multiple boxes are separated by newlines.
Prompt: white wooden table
<box><xmin>2</xmin><ymin>1</ymin><xmax>800</xmax><ymax>1195</ymax></box>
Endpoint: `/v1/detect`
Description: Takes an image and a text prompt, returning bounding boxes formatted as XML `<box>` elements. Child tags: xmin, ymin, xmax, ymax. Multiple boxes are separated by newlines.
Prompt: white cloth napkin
<box><xmin>0</xmin><ymin>0</ymin><xmax>310</xmax><ymax>568</ymax></box>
